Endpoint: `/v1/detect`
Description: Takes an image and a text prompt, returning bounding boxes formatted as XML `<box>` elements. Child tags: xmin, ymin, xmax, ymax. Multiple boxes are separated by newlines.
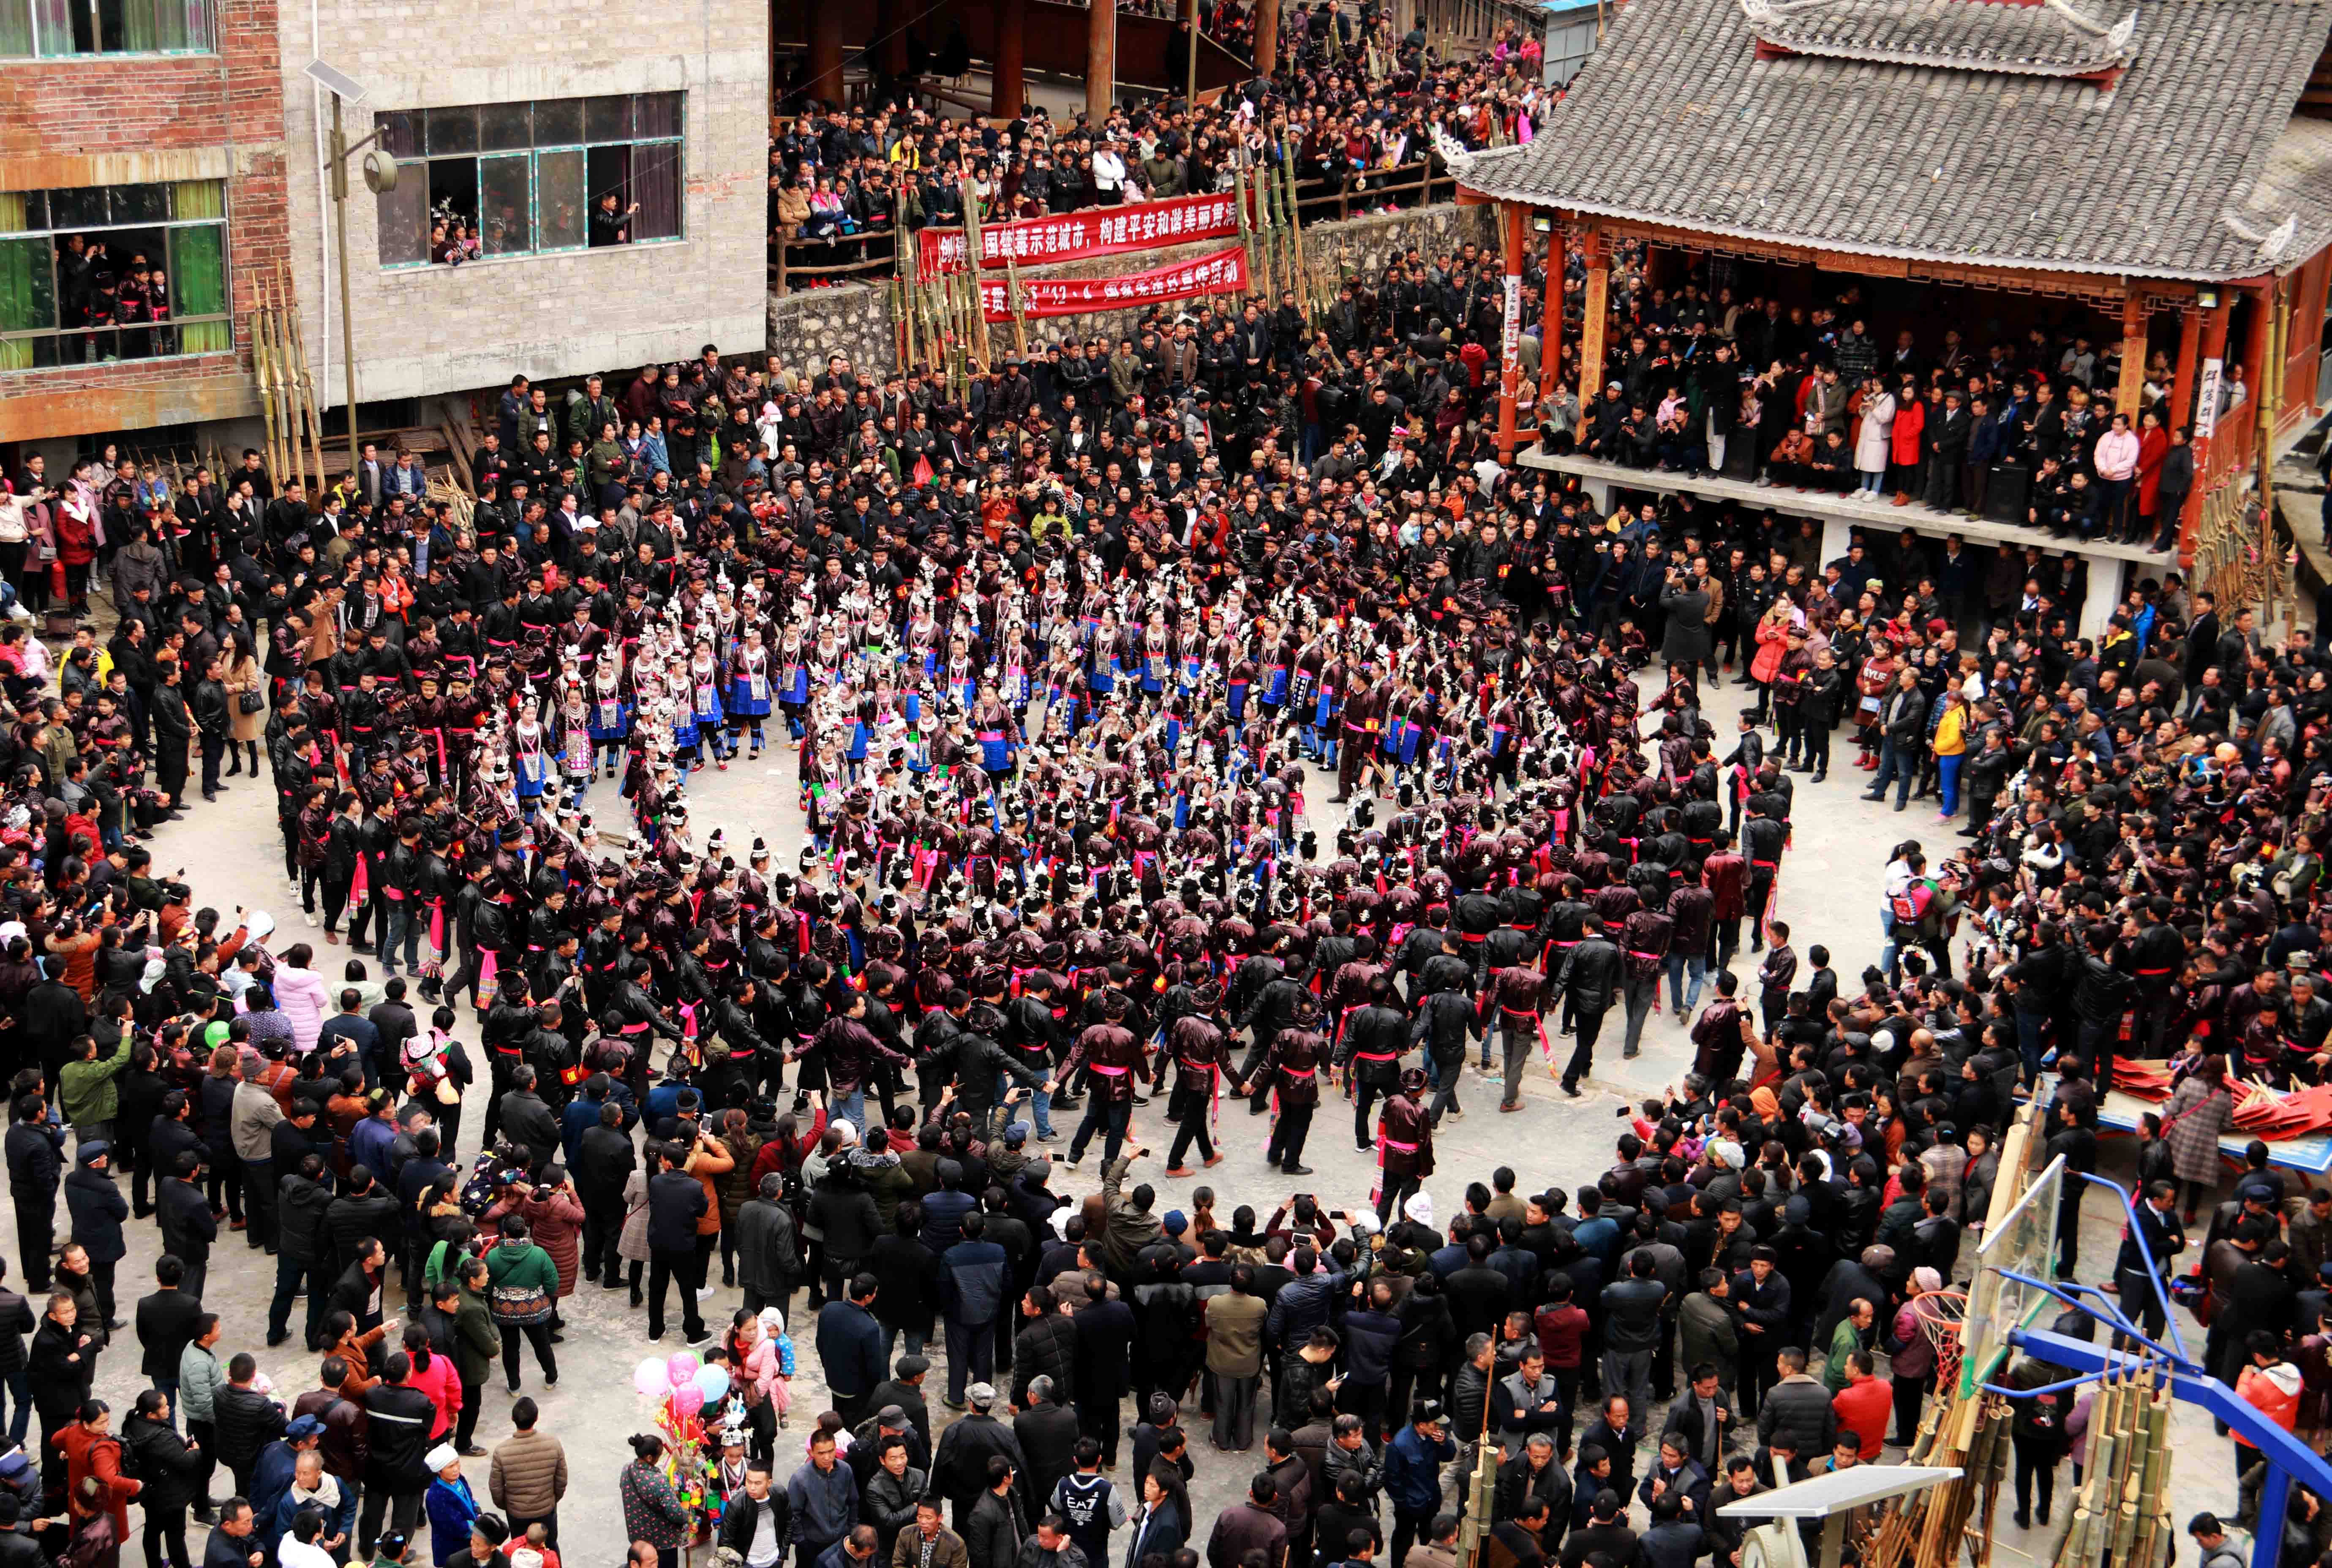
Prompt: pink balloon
<box><xmin>633</xmin><ymin>1358</ymin><xmax>670</xmax><ymax>1397</ymax></box>
<box><xmin>666</xmin><ymin>1351</ymin><xmax>700</xmax><ymax>1387</ymax></box>
<box><xmin>670</xmin><ymin>1382</ymin><xmax>705</xmax><ymax>1417</ymax></box>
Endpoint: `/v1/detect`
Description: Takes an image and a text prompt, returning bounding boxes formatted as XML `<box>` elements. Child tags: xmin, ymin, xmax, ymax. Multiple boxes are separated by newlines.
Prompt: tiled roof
<box><xmin>1463</xmin><ymin>0</ymin><xmax>2332</xmax><ymax>280</ymax></box>
<box><xmin>1744</xmin><ymin>0</ymin><xmax>2136</xmax><ymax>74</ymax></box>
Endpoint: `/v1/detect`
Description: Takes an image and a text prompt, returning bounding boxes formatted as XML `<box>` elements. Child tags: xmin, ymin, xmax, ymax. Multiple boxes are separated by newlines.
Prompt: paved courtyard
<box><xmin>13</xmin><ymin>658</ymin><xmax>2243</xmax><ymax>1561</ymax></box>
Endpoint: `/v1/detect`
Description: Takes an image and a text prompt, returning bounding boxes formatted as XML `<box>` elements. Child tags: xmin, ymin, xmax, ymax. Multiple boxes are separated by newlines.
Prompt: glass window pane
<box><xmin>0</xmin><ymin>237</ymin><xmax>56</xmax><ymax>332</ymax></box>
<box><xmin>0</xmin><ymin>0</ymin><xmax>32</xmax><ymax>54</ymax></box>
<box><xmin>583</xmin><ymin>94</ymin><xmax>630</xmax><ymax>142</ymax></box>
<box><xmin>50</xmin><ymin>187</ymin><xmax>106</xmax><ymax>227</ymax></box>
<box><xmin>479</xmin><ymin>155</ymin><xmax>531</xmax><ymax>256</ymax></box>
<box><xmin>535</xmin><ymin>149</ymin><xmax>585</xmax><ymax>250</ymax></box>
<box><xmin>171</xmin><ymin>178</ymin><xmax>223</xmax><ymax>221</ymax></box>
<box><xmin>426</xmin><ymin>106</ymin><xmax>477</xmax><ymax>156</ymax></box>
<box><xmin>376</xmin><ymin>176</ymin><xmax>427</xmax><ymax>266</ymax></box>
<box><xmin>630</xmin><ymin>140</ymin><xmax>681</xmax><ymax>240</ymax></box>
<box><xmin>109</xmin><ymin>183</ymin><xmax>167</xmax><ymax>224</ymax></box>
<box><xmin>533</xmin><ymin>97</ymin><xmax>580</xmax><ymax>145</ymax></box>
<box><xmin>479</xmin><ymin>102</ymin><xmax>530</xmax><ymax>152</ymax></box>
<box><xmin>634</xmin><ymin>91</ymin><xmax>680</xmax><ymax>139</ymax></box>
<box><xmin>23</xmin><ymin>193</ymin><xmax>49</xmax><ymax>231</ymax></box>
<box><xmin>167</xmin><ymin>223</ymin><xmax>223</xmax><ymax>316</ymax></box>
<box><xmin>376</xmin><ymin>110</ymin><xmax>420</xmax><ymax>158</ymax></box>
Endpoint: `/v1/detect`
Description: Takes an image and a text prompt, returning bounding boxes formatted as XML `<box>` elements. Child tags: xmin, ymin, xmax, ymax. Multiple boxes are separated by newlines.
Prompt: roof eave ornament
<box><xmin>1430</xmin><ymin>123</ymin><xmax>1483</xmax><ymax>185</ymax></box>
<box><xmin>2103</xmin><ymin>9</ymin><xmax>2137</xmax><ymax>59</ymax></box>
<box><xmin>2223</xmin><ymin>207</ymin><xmax>2302</xmax><ymax>267</ymax></box>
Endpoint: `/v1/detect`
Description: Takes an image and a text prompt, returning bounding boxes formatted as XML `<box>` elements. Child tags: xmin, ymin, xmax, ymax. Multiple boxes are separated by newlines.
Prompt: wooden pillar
<box><xmin>1539</xmin><ymin>214</ymin><xmax>1564</xmax><ymax>416</ymax></box>
<box><xmin>2180</xmin><ymin>296</ymin><xmax>2234</xmax><ymax>566</ymax></box>
<box><xmin>2171</xmin><ymin>302</ymin><xmax>2202</xmax><ymax>434</ymax></box>
<box><xmin>993</xmin><ymin>0</ymin><xmax>1027</xmax><ymax>116</ymax></box>
<box><xmin>2244</xmin><ymin>280</ymin><xmax>2277</xmax><ymax>459</ymax></box>
<box><xmin>1087</xmin><ymin>0</ymin><xmax>1117</xmax><ymax>122</ymax></box>
<box><xmin>2114</xmin><ymin>286</ymin><xmax>2147</xmax><ymax>423</ymax></box>
<box><xmin>1578</xmin><ymin>225</ymin><xmax>1608</xmax><ymax>403</ymax></box>
<box><xmin>1256</xmin><ymin>0</ymin><xmax>1279</xmax><ymax>75</ymax></box>
<box><xmin>1496</xmin><ymin>201</ymin><xmax>1528</xmax><ymax>463</ymax></box>
<box><xmin>876</xmin><ymin>0</ymin><xmax>908</xmax><ymax>77</ymax></box>
<box><xmin>807</xmin><ymin>4</ymin><xmax>844</xmax><ymax>106</ymax></box>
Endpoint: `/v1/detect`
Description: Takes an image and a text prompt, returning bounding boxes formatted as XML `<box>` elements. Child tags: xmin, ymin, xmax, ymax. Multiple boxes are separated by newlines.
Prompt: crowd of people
<box><xmin>3</xmin><ymin>12</ymin><xmax>2332</xmax><ymax>1568</ymax></box>
<box><xmin>1548</xmin><ymin>296</ymin><xmax>2204</xmax><ymax>554</ymax></box>
<box><xmin>766</xmin><ymin>3</ymin><xmax>1552</xmax><ymax>272</ymax></box>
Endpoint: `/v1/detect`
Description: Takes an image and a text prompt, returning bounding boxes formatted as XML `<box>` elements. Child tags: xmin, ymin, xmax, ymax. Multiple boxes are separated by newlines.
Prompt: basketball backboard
<box><xmin>1960</xmin><ymin>1152</ymin><xmax>2065</xmax><ymax>1396</ymax></box>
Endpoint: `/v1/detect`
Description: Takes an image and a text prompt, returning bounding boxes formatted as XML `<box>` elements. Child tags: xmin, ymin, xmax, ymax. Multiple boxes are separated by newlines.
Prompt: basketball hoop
<box><xmin>1910</xmin><ymin>1287</ymin><xmax>1970</xmax><ymax>1387</ymax></box>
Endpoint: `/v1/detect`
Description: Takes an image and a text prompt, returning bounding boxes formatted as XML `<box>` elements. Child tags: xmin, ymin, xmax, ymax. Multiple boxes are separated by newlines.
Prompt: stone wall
<box><xmin>766</xmin><ymin>200</ymin><xmax>1497</xmax><ymax>376</ymax></box>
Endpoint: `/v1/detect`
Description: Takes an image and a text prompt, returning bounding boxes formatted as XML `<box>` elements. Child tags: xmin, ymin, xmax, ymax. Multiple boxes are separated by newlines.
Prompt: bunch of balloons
<box><xmin>635</xmin><ymin>1350</ymin><xmax>734</xmax><ymax>1417</ymax></box>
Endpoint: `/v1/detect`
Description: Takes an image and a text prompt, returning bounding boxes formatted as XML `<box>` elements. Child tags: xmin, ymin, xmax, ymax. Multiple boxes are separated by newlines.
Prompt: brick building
<box><xmin>0</xmin><ymin>0</ymin><xmax>286</xmax><ymax>462</ymax></box>
<box><xmin>276</xmin><ymin>0</ymin><xmax>769</xmax><ymax>424</ymax></box>
<box><xmin>2</xmin><ymin>0</ymin><xmax>767</xmax><ymax>478</ymax></box>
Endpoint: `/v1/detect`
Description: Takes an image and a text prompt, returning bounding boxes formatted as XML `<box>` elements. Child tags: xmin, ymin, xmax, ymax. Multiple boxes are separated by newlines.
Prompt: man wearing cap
<box><xmin>62</xmin><ymin>1143</ymin><xmax>126</xmax><ymax>1329</ymax></box>
<box><xmin>866</xmin><ymin>1356</ymin><xmax>932</xmax><ymax>1447</ymax></box>
<box><xmin>252</xmin><ymin>1415</ymin><xmax>327</xmax><ymax>1556</ymax></box>
<box><xmin>931</xmin><ymin>1383</ymin><xmax>1024</xmax><ymax>1533</ymax></box>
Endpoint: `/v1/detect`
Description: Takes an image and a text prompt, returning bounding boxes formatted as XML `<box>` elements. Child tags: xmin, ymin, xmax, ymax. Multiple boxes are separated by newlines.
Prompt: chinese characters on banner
<box><xmin>975</xmin><ymin>246</ymin><xmax>1250</xmax><ymax>321</ymax></box>
<box><xmin>919</xmin><ymin>192</ymin><xmax>1245</xmax><ymax>276</ymax></box>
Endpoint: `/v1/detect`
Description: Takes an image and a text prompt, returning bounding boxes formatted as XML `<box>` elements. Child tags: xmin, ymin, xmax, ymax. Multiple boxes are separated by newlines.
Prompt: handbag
<box><xmin>237</xmin><ymin>689</ymin><xmax>264</xmax><ymax>715</ymax></box>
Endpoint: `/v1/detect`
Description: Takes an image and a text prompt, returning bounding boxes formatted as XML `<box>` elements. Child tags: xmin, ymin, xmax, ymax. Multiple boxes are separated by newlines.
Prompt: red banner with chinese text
<box><xmin>919</xmin><ymin>191</ymin><xmax>1246</xmax><ymax>276</ymax></box>
<box><xmin>975</xmin><ymin>245</ymin><xmax>1249</xmax><ymax>321</ymax></box>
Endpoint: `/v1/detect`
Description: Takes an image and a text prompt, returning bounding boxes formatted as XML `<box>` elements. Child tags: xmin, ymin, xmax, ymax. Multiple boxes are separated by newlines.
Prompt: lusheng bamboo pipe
<box><xmin>250</xmin><ymin>293</ymin><xmax>284</xmax><ymax>491</ymax></box>
<box><xmin>1232</xmin><ymin>161</ymin><xmax>1257</xmax><ymax>298</ymax></box>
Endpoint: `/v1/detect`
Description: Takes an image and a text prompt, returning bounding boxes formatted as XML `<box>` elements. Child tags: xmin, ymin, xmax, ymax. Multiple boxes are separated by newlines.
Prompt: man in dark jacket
<box><xmin>1553</xmin><ymin>920</ymin><xmax>1623</xmax><ymax>1095</ymax></box>
<box><xmin>645</xmin><ymin>1144</ymin><xmax>710</xmax><ymax>1345</ymax></box>
<box><xmin>496</xmin><ymin>1065</ymin><xmax>561</xmax><ymax>1169</ymax></box>
<box><xmin>158</xmin><ymin>1152</ymin><xmax>218</xmax><ymax>1300</ymax></box>
<box><xmin>269</xmin><ymin>1153</ymin><xmax>335</xmax><ymax>1350</ymax></box>
<box><xmin>816</xmin><ymin>1275</ymin><xmax>888</xmax><ymax>1426</ymax></box>
<box><xmin>718</xmin><ymin>1460</ymin><xmax>791</xmax><ymax>1563</ymax></box>
<box><xmin>939</xmin><ymin>1214</ymin><xmax>1011</xmax><ymax>1409</ymax></box>
<box><xmin>933</xmin><ymin>1385</ymin><xmax>1026</xmax><ymax>1531</ymax></box>
<box><xmin>134</xmin><ymin>1255</ymin><xmax>203</xmax><ymax>1417</ymax></box>
<box><xmin>1069</xmin><ymin>1279</ymin><xmax>1134</xmax><ymax>1468</ymax></box>
<box><xmin>1011</xmin><ymin>1286</ymin><xmax>1077</xmax><ymax>1411</ymax></box>
<box><xmin>736</xmin><ymin>1173</ymin><xmax>798</xmax><ymax>1324</ymax></box>
<box><xmin>1752</xmin><ymin>1350</ymin><xmax>1837</xmax><ymax>1461</ymax></box>
<box><xmin>1203</xmin><ymin>1474</ymin><xmax>1288</xmax><ymax>1568</ymax></box>
<box><xmin>573</xmin><ymin>1098</ymin><xmax>637</xmax><ymax>1291</ymax></box>
<box><xmin>213</xmin><ymin>1353</ymin><xmax>287</xmax><ymax>1496</ymax></box>
<box><xmin>357</xmin><ymin>1353</ymin><xmax>436</xmax><ymax>1556</ymax></box>
<box><xmin>964</xmin><ymin>1454</ymin><xmax>1027</xmax><ymax>1568</ymax></box>
<box><xmin>61</xmin><ymin>1142</ymin><xmax>127</xmax><ymax>1326</ymax></box>
<box><xmin>1011</xmin><ymin>1376</ymin><xmax>1080</xmax><ymax>1524</ymax></box>
<box><xmin>5</xmin><ymin>1100</ymin><xmax>62</xmax><ymax>1295</ymax></box>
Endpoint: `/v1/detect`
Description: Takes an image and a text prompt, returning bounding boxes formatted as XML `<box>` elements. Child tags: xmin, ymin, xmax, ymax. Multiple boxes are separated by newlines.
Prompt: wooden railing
<box><xmin>770</xmin><ymin>227</ymin><xmax>903</xmax><ymax>296</ymax></box>
<box><xmin>768</xmin><ymin>157</ymin><xmax>1460</xmax><ymax>297</ymax></box>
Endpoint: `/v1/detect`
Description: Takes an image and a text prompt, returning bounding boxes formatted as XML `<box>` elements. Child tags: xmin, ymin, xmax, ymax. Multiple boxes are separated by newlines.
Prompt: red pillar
<box><xmin>993</xmin><ymin>0</ymin><xmax>1027</xmax><ymax>116</ymax></box>
<box><xmin>1087</xmin><ymin>0</ymin><xmax>1118</xmax><ymax>122</ymax></box>
<box><xmin>808</xmin><ymin>4</ymin><xmax>844</xmax><ymax>106</ymax></box>
<box><xmin>2180</xmin><ymin>297</ymin><xmax>2234</xmax><ymax>567</ymax></box>
<box><xmin>1496</xmin><ymin>200</ymin><xmax>1528</xmax><ymax>463</ymax></box>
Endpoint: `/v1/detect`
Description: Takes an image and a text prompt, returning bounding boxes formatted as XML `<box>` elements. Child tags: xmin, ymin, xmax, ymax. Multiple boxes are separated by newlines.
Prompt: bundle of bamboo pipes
<box><xmin>2051</xmin><ymin>1366</ymin><xmax>2174</xmax><ymax>1568</ymax></box>
<box><xmin>1235</xmin><ymin>142</ymin><xmax>1322</xmax><ymax>329</ymax></box>
<box><xmin>248</xmin><ymin>263</ymin><xmax>329</xmax><ymax>498</ymax></box>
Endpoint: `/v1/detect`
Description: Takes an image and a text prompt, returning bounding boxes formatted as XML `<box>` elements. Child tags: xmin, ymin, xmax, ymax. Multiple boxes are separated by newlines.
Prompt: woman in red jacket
<box><xmin>1888</xmin><ymin>379</ymin><xmax>1926</xmax><ymax>505</ymax></box>
<box><xmin>52</xmin><ymin>487</ymin><xmax>97</xmax><ymax>614</ymax></box>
